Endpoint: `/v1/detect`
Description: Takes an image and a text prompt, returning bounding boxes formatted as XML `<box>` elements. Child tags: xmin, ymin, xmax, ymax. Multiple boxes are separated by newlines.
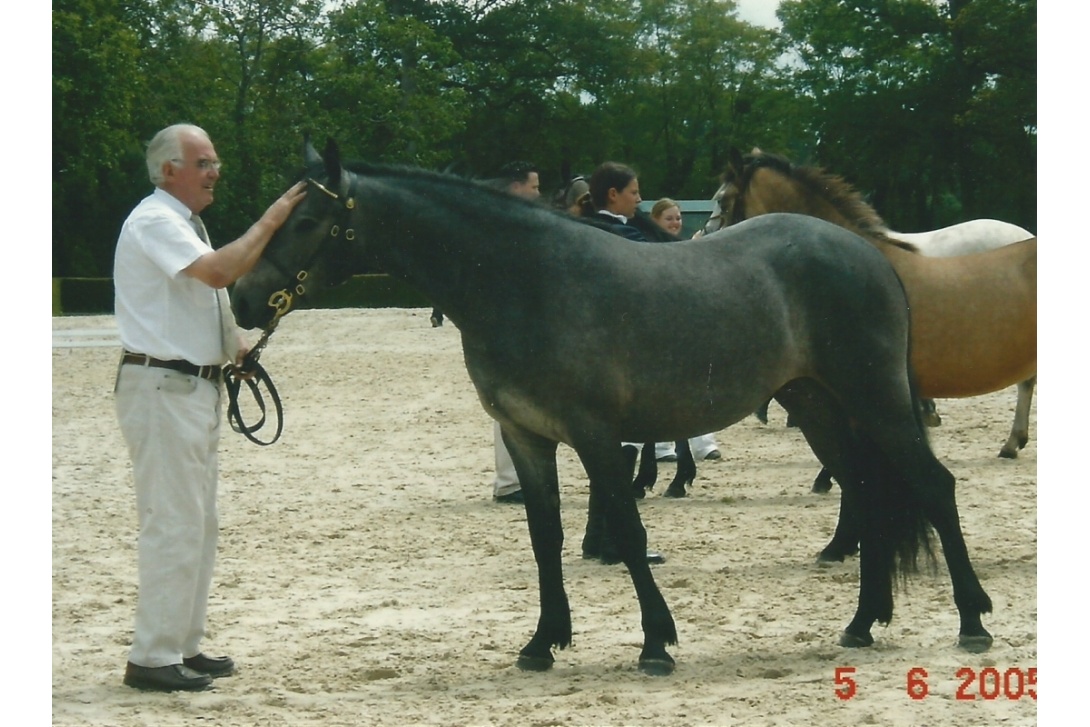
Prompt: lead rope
<box><xmin>223</xmin><ymin>290</ymin><xmax>293</xmax><ymax>446</ymax></box>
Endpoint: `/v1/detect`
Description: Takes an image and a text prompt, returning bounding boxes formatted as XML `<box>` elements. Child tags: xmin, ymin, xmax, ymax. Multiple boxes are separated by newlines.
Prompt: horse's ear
<box><xmin>304</xmin><ymin>134</ymin><xmax>322</xmax><ymax>167</ymax></box>
<box><xmin>750</xmin><ymin>147</ymin><xmax>762</xmax><ymax>155</ymax></box>
<box><xmin>322</xmin><ymin>137</ymin><xmax>342</xmax><ymax>181</ymax></box>
<box><xmin>728</xmin><ymin>147</ymin><xmax>745</xmax><ymax>176</ymax></box>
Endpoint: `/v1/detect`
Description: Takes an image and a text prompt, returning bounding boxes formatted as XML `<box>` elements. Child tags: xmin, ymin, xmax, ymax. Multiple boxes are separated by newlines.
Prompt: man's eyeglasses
<box><xmin>173</xmin><ymin>158</ymin><xmax>223</xmax><ymax>172</ymax></box>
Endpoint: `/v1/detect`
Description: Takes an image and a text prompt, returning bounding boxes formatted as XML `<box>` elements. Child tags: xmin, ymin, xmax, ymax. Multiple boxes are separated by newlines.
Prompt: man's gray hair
<box><xmin>146</xmin><ymin>124</ymin><xmax>209</xmax><ymax>185</ymax></box>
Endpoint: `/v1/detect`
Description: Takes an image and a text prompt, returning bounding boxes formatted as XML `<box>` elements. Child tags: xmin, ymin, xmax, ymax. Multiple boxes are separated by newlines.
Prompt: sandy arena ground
<box><xmin>52</xmin><ymin>308</ymin><xmax>1037</xmax><ymax>726</ymax></box>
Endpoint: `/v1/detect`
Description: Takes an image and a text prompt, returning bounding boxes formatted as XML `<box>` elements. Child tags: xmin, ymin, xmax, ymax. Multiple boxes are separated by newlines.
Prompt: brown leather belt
<box><xmin>121</xmin><ymin>352</ymin><xmax>222</xmax><ymax>382</ymax></box>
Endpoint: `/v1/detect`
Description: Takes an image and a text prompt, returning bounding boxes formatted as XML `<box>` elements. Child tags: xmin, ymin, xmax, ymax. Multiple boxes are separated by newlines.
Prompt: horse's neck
<box><xmin>355</xmin><ymin>177</ymin><xmax>541</xmax><ymax>325</ymax></box>
<box><xmin>750</xmin><ymin>170</ymin><xmax>891</xmax><ymax>242</ymax></box>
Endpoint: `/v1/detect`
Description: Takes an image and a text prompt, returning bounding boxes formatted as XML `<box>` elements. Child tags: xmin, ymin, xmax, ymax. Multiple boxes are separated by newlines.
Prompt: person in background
<box><xmin>114</xmin><ymin>123</ymin><xmax>306</xmax><ymax>692</ymax></box>
<box><xmin>555</xmin><ymin>175</ymin><xmax>590</xmax><ymax>216</ymax></box>
<box><xmin>586</xmin><ymin>162</ymin><xmax>647</xmax><ymax>240</ymax></box>
<box><xmin>647</xmin><ymin>196</ymin><xmax>722</xmax><ymax>462</ymax></box>
<box><xmin>650</xmin><ymin>197</ymin><xmax>684</xmax><ymax>237</ymax></box>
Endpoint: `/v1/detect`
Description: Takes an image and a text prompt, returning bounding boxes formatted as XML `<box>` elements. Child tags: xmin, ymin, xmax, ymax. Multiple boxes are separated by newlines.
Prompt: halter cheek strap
<box><xmin>263</xmin><ymin>175</ymin><xmax>358</xmax><ymax>320</ymax></box>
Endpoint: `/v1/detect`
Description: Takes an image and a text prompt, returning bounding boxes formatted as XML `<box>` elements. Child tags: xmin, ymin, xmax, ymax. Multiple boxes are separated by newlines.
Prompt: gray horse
<box><xmin>231</xmin><ymin>138</ymin><xmax>993</xmax><ymax>675</ymax></box>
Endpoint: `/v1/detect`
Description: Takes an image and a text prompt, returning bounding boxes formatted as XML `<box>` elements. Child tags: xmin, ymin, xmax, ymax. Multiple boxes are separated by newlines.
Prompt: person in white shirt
<box><xmin>114</xmin><ymin>123</ymin><xmax>305</xmax><ymax>692</ymax></box>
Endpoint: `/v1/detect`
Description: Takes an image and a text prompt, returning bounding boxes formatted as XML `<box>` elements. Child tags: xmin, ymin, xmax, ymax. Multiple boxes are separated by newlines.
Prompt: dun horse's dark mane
<box><xmin>745</xmin><ymin>153</ymin><xmax>913</xmax><ymax>249</ymax></box>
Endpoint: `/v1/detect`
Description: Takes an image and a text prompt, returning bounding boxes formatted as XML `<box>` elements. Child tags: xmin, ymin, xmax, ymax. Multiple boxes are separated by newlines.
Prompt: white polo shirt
<box><xmin>114</xmin><ymin>188</ymin><xmax>227</xmax><ymax>366</ymax></box>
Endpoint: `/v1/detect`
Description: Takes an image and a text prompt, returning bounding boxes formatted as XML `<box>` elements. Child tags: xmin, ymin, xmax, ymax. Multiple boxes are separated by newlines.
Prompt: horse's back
<box><xmin>891</xmin><ymin>219</ymin><xmax>1034</xmax><ymax>257</ymax></box>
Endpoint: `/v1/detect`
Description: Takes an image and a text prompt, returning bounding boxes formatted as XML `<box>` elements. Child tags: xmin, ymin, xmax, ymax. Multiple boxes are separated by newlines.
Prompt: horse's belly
<box><xmin>913</xmin><ymin>347</ymin><xmax>1037</xmax><ymax>398</ymax></box>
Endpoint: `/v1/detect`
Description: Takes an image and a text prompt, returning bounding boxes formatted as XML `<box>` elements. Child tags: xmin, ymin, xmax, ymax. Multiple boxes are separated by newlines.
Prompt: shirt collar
<box><xmin>598</xmin><ymin>210</ymin><xmax>628</xmax><ymax>224</ymax></box>
<box><xmin>152</xmin><ymin>187</ymin><xmax>194</xmax><ymax>219</ymax></box>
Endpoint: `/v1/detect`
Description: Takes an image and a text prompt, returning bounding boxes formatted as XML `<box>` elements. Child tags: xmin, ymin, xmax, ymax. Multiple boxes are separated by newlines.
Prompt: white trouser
<box><xmin>654</xmin><ymin>433</ymin><xmax>720</xmax><ymax>460</ymax></box>
<box><xmin>493</xmin><ymin>420</ymin><xmax>521</xmax><ymax>496</ymax></box>
<box><xmin>115</xmin><ymin>364</ymin><xmax>221</xmax><ymax>667</ymax></box>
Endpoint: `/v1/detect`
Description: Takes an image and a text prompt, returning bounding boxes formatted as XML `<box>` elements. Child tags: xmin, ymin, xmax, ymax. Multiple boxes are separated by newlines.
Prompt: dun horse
<box><xmin>704</xmin><ymin>149</ymin><xmax>1036</xmax><ymax>463</ymax></box>
<box><xmin>232</xmin><ymin>138</ymin><xmax>995</xmax><ymax>674</ymax></box>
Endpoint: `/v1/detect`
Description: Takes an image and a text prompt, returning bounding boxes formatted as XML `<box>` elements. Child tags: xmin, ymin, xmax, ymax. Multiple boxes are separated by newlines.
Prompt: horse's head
<box><xmin>700</xmin><ymin>147</ymin><xmax>757</xmax><ymax>235</ymax></box>
<box><xmin>233</xmin><ymin>137</ymin><xmax>366</xmax><ymax>329</ymax></box>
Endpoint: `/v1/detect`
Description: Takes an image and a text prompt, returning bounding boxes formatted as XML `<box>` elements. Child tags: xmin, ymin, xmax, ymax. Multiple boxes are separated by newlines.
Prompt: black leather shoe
<box><xmin>183</xmin><ymin>653</ymin><xmax>236</xmax><ymax>678</ymax></box>
<box><xmin>123</xmin><ymin>662</ymin><xmax>213</xmax><ymax>692</ymax></box>
<box><xmin>493</xmin><ymin>489</ymin><xmax>524</xmax><ymax>504</ymax></box>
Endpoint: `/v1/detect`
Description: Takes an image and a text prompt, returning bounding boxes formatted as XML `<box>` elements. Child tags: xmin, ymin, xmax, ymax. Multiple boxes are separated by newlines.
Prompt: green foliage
<box><xmin>53</xmin><ymin>0</ymin><xmax>1036</xmax><ymax>277</ymax></box>
<box><xmin>777</xmin><ymin>0</ymin><xmax>1036</xmax><ymax>231</ymax></box>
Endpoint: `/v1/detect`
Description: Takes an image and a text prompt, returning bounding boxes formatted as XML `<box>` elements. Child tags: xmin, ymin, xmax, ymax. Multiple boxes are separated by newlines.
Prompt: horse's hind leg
<box><xmin>664</xmin><ymin>439</ymin><xmax>695</xmax><ymax>498</ymax></box>
<box><xmin>999</xmin><ymin>375</ymin><xmax>1036</xmax><ymax>458</ymax></box>
<box><xmin>632</xmin><ymin>442</ymin><xmax>658</xmax><ymax>497</ymax></box>
<box><xmin>811</xmin><ymin>466</ymin><xmax>835</xmax><ymax>493</ymax></box>
<box><xmin>877</xmin><ymin>437</ymin><xmax>994</xmax><ymax>650</ymax></box>
<box><xmin>846</xmin><ymin>392</ymin><xmax>994</xmax><ymax>650</ymax></box>
<box><xmin>501</xmin><ymin>427</ymin><xmax>570</xmax><ymax>671</ymax></box>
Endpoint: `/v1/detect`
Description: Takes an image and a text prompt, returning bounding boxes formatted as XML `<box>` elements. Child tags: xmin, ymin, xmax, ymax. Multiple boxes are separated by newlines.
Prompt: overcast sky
<box><xmin>736</xmin><ymin>0</ymin><xmax>782</xmax><ymax>29</ymax></box>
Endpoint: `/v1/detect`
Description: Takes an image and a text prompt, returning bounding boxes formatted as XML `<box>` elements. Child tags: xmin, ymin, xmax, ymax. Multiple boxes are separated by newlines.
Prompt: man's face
<box><xmin>608</xmin><ymin>178</ymin><xmax>641</xmax><ymax>218</ymax></box>
<box><xmin>509</xmin><ymin>172</ymin><xmax>540</xmax><ymax>200</ymax></box>
<box><xmin>161</xmin><ymin>132</ymin><xmax>221</xmax><ymax>213</ymax></box>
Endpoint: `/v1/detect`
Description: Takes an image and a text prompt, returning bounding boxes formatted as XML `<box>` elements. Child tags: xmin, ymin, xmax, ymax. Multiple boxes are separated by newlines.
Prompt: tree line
<box><xmin>53</xmin><ymin>0</ymin><xmax>1036</xmax><ymax>277</ymax></box>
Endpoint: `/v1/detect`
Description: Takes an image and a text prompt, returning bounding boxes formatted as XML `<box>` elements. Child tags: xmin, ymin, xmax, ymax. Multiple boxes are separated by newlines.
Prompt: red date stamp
<box><xmin>834</xmin><ymin>666</ymin><xmax>1037</xmax><ymax>701</ymax></box>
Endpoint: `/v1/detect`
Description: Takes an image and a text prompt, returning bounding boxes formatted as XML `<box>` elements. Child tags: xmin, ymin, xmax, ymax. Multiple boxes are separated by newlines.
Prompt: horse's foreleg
<box><xmin>664</xmin><ymin>439</ymin><xmax>695</xmax><ymax>497</ymax></box>
<box><xmin>584</xmin><ymin>444</ymin><xmax>638</xmax><ymax>562</ymax></box>
<box><xmin>820</xmin><ymin>488</ymin><xmax>860</xmax><ymax>562</ymax></box>
<box><xmin>774</xmin><ymin>383</ymin><xmax>860</xmax><ymax>561</ymax></box>
<box><xmin>999</xmin><ymin>375</ymin><xmax>1036</xmax><ymax>458</ymax></box>
<box><xmin>501</xmin><ymin>428</ymin><xmax>570</xmax><ymax>671</ymax></box>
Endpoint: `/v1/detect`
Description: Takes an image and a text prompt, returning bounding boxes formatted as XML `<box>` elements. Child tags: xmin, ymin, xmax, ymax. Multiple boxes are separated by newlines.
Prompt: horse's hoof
<box><xmin>997</xmin><ymin>447</ymin><xmax>1019</xmax><ymax>459</ymax></box>
<box><xmin>817</xmin><ymin>549</ymin><xmax>847</xmax><ymax>563</ymax></box>
<box><xmin>638</xmin><ymin>657</ymin><xmax>676</xmax><ymax>676</ymax></box>
<box><xmin>839</xmin><ymin>631</ymin><xmax>874</xmax><ymax>648</ymax></box>
<box><xmin>663</xmin><ymin>486</ymin><xmax>687</xmax><ymax>499</ymax></box>
<box><xmin>632</xmin><ymin>487</ymin><xmax>647</xmax><ymax>499</ymax></box>
<box><xmin>516</xmin><ymin>653</ymin><xmax>555</xmax><ymax>672</ymax></box>
<box><xmin>958</xmin><ymin>633</ymin><xmax>994</xmax><ymax>653</ymax></box>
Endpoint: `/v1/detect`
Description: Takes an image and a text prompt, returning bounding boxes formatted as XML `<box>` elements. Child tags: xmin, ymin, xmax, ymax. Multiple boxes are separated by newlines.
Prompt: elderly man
<box><xmin>114</xmin><ymin>123</ymin><xmax>305</xmax><ymax>691</ymax></box>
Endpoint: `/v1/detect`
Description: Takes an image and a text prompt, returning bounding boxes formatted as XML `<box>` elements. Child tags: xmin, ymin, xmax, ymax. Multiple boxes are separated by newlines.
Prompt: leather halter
<box><xmin>259</xmin><ymin>174</ymin><xmax>359</xmax><ymax>325</ymax></box>
<box><xmin>223</xmin><ymin>174</ymin><xmax>359</xmax><ymax>446</ymax></box>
